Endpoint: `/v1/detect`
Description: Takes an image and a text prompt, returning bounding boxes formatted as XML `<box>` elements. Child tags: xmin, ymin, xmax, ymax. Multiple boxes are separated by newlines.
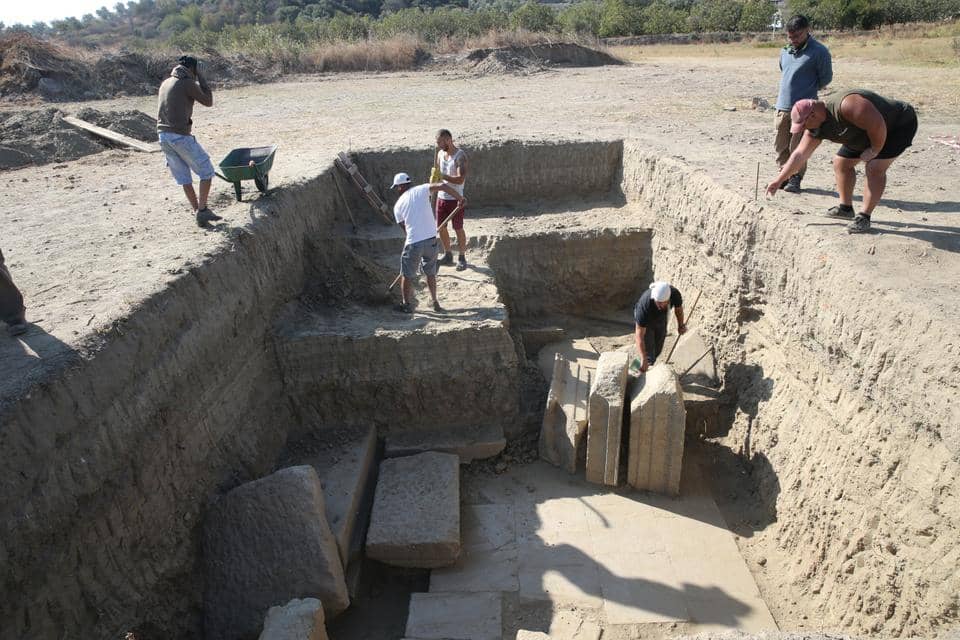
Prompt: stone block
<box><xmin>539</xmin><ymin>353</ymin><xmax>591</xmax><ymax>474</ymax></box>
<box><xmin>668</xmin><ymin>329</ymin><xmax>718</xmax><ymax>387</ymax></box>
<box><xmin>258</xmin><ymin>598</ymin><xmax>327</xmax><ymax>640</ymax></box>
<box><xmin>537</xmin><ymin>338</ymin><xmax>599</xmax><ymax>381</ymax></box>
<box><xmin>386</xmin><ymin>424</ymin><xmax>505</xmax><ymax>462</ymax></box>
<box><xmin>405</xmin><ymin>592</ymin><xmax>502</xmax><ymax>640</ymax></box>
<box><xmin>366</xmin><ymin>451</ymin><xmax>460</xmax><ymax>568</ymax></box>
<box><xmin>585</xmin><ymin>351</ymin><xmax>629</xmax><ymax>486</ymax></box>
<box><xmin>627</xmin><ymin>364</ymin><xmax>686</xmax><ymax>496</ymax></box>
<box><xmin>204</xmin><ymin>466</ymin><xmax>349</xmax><ymax>640</ymax></box>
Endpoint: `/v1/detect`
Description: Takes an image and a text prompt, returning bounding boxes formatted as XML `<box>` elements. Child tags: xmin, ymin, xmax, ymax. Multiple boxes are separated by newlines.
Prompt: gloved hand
<box><xmin>429</xmin><ymin>167</ymin><xmax>442</xmax><ymax>183</ymax></box>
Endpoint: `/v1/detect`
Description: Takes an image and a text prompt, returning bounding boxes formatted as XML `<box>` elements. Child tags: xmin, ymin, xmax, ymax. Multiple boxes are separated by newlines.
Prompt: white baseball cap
<box><xmin>649</xmin><ymin>281</ymin><xmax>671</xmax><ymax>302</ymax></box>
<box><xmin>391</xmin><ymin>172</ymin><xmax>412</xmax><ymax>188</ymax></box>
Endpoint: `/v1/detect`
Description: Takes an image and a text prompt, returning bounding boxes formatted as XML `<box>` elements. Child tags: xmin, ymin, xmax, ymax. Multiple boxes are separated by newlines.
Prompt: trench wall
<box><xmin>621</xmin><ymin>147</ymin><xmax>960</xmax><ymax>636</ymax></box>
<box><xmin>351</xmin><ymin>139</ymin><xmax>624</xmax><ymax>218</ymax></box>
<box><xmin>0</xmin><ymin>171</ymin><xmax>351</xmax><ymax>639</ymax></box>
<box><xmin>487</xmin><ymin>228</ymin><xmax>653</xmax><ymax>318</ymax></box>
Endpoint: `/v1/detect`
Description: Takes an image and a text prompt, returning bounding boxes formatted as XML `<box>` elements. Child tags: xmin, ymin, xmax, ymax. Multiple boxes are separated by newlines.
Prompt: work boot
<box><xmin>456</xmin><ymin>254</ymin><xmax>467</xmax><ymax>271</ymax></box>
<box><xmin>826</xmin><ymin>204</ymin><xmax>855</xmax><ymax>219</ymax></box>
<box><xmin>432</xmin><ymin>300</ymin><xmax>443</xmax><ymax>312</ymax></box>
<box><xmin>196</xmin><ymin>208</ymin><xmax>222</xmax><ymax>227</ymax></box>
<box><xmin>439</xmin><ymin>252</ymin><xmax>454</xmax><ymax>267</ymax></box>
<box><xmin>783</xmin><ymin>175</ymin><xmax>802</xmax><ymax>193</ymax></box>
<box><xmin>847</xmin><ymin>214</ymin><xmax>872</xmax><ymax>234</ymax></box>
<box><xmin>393</xmin><ymin>302</ymin><xmax>412</xmax><ymax>313</ymax></box>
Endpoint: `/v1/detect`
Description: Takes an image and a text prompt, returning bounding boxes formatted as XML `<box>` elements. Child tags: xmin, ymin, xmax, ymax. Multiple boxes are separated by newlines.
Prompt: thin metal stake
<box><xmin>755</xmin><ymin>161</ymin><xmax>760</xmax><ymax>201</ymax></box>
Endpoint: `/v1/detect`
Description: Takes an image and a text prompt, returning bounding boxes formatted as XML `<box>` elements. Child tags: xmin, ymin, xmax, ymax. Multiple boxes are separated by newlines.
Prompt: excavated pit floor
<box><xmin>276</xmin><ymin>195</ymin><xmax>776</xmax><ymax>640</ymax></box>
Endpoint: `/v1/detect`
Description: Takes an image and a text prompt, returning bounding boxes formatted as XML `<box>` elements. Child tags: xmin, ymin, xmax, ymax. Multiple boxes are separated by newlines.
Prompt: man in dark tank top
<box><xmin>765</xmin><ymin>88</ymin><xmax>918</xmax><ymax>234</ymax></box>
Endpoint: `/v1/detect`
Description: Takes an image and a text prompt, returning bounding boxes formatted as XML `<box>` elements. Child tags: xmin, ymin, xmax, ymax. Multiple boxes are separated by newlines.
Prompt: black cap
<box><xmin>177</xmin><ymin>55</ymin><xmax>199</xmax><ymax>70</ymax></box>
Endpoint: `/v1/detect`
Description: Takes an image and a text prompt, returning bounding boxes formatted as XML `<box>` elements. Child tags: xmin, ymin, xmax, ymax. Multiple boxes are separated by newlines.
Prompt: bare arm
<box><xmin>674</xmin><ymin>305</ymin><xmax>686</xmax><ymax>334</ymax></box>
<box><xmin>634</xmin><ymin>324</ymin><xmax>649</xmax><ymax>372</ymax></box>
<box><xmin>188</xmin><ymin>72</ymin><xmax>213</xmax><ymax>107</ymax></box>
<box><xmin>441</xmin><ymin>153</ymin><xmax>468</xmax><ymax>185</ymax></box>
<box><xmin>840</xmin><ymin>94</ymin><xmax>886</xmax><ymax>161</ymax></box>
<box><xmin>767</xmin><ymin>132</ymin><xmax>823</xmax><ymax>195</ymax></box>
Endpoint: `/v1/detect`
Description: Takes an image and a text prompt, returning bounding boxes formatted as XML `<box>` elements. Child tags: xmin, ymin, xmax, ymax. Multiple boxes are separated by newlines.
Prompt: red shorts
<box><xmin>436</xmin><ymin>197</ymin><xmax>465</xmax><ymax>231</ymax></box>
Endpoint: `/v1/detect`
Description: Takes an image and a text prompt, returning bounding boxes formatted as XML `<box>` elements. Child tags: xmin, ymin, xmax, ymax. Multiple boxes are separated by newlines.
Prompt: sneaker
<box><xmin>196</xmin><ymin>208</ymin><xmax>222</xmax><ymax>227</ymax></box>
<box><xmin>783</xmin><ymin>175</ymin><xmax>802</xmax><ymax>193</ymax></box>
<box><xmin>432</xmin><ymin>300</ymin><xmax>443</xmax><ymax>312</ymax></box>
<box><xmin>393</xmin><ymin>302</ymin><xmax>412</xmax><ymax>313</ymax></box>
<box><xmin>847</xmin><ymin>214</ymin><xmax>872</xmax><ymax>234</ymax></box>
<box><xmin>826</xmin><ymin>205</ymin><xmax>855</xmax><ymax>219</ymax></box>
<box><xmin>779</xmin><ymin>180</ymin><xmax>789</xmax><ymax>190</ymax></box>
<box><xmin>456</xmin><ymin>255</ymin><xmax>467</xmax><ymax>271</ymax></box>
<box><xmin>439</xmin><ymin>252</ymin><xmax>454</xmax><ymax>267</ymax></box>
<box><xmin>7</xmin><ymin>322</ymin><xmax>28</xmax><ymax>336</ymax></box>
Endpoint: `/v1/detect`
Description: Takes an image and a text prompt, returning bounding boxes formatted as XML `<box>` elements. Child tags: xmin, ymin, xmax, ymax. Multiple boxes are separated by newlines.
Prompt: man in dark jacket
<box><xmin>766</xmin><ymin>89</ymin><xmax>918</xmax><ymax>234</ymax></box>
<box><xmin>157</xmin><ymin>55</ymin><xmax>221</xmax><ymax>227</ymax></box>
<box><xmin>634</xmin><ymin>281</ymin><xmax>686</xmax><ymax>372</ymax></box>
<box><xmin>0</xmin><ymin>248</ymin><xmax>27</xmax><ymax>336</ymax></box>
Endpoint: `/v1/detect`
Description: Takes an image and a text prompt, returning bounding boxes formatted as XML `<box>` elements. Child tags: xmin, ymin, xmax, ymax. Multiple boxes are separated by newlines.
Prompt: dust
<box><xmin>0</xmin><ymin>107</ymin><xmax>156</xmax><ymax>170</ymax></box>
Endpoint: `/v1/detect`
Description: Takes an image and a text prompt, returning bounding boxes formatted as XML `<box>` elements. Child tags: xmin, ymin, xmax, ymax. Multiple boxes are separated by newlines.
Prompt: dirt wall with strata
<box><xmin>0</xmin><ymin>171</ymin><xmax>354</xmax><ymax>639</ymax></box>
<box><xmin>621</xmin><ymin>148</ymin><xmax>960</xmax><ymax>635</ymax></box>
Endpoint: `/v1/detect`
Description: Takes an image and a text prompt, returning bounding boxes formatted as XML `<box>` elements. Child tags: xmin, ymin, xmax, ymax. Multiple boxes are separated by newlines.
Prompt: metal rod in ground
<box><xmin>388</xmin><ymin>202</ymin><xmax>464</xmax><ymax>291</ymax></box>
<box><xmin>755</xmin><ymin>161</ymin><xmax>760</xmax><ymax>201</ymax></box>
<box><xmin>678</xmin><ymin>346</ymin><xmax>713</xmax><ymax>379</ymax></box>
<box><xmin>331</xmin><ymin>170</ymin><xmax>358</xmax><ymax>232</ymax></box>
<box><xmin>664</xmin><ymin>288</ymin><xmax>701</xmax><ymax>364</ymax></box>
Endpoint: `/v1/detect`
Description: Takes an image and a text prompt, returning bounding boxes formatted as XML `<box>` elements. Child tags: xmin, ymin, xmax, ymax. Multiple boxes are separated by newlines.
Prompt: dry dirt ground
<box><xmin>1</xmin><ymin>50</ymin><xmax>959</xmax><ymax>634</ymax></box>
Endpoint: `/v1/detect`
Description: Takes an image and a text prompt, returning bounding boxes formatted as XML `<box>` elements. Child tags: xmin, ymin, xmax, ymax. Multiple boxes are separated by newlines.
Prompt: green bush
<box><xmin>641</xmin><ymin>0</ymin><xmax>687</xmax><ymax>33</ymax></box>
<box><xmin>509</xmin><ymin>1</ymin><xmax>556</xmax><ymax>31</ymax></box>
<box><xmin>687</xmin><ymin>0</ymin><xmax>741</xmax><ymax>32</ymax></box>
<box><xmin>739</xmin><ymin>0</ymin><xmax>775</xmax><ymax>31</ymax></box>
<box><xmin>599</xmin><ymin>0</ymin><xmax>643</xmax><ymax>36</ymax></box>
<box><xmin>558</xmin><ymin>1</ymin><xmax>603</xmax><ymax>35</ymax></box>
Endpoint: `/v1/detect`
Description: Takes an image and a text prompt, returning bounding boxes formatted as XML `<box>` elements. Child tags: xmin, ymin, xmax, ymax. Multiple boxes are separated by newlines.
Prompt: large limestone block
<box><xmin>366</xmin><ymin>451</ymin><xmax>461</xmax><ymax>568</ymax></box>
<box><xmin>627</xmin><ymin>364</ymin><xmax>686</xmax><ymax>496</ymax></box>
<box><xmin>668</xmin><ymin>329</ymin><xmax>718</xmax><ymax>387</ymax></box>
<box><xmin>585</xmin><ymin>351</ymin><xmax>629</xmax><ymax>485</ymax></box>
<box><xmin>204</xmin><ymin>466</ymin><xmax>350</xmax><ymax>640</ymax></box>
<box><xmin>537</xmin><ymin>338</ymin><xmax>599</xmax><ymax>380</ymax></box>
<box><xmin>539</xmin><ymin>353</ymin><xmax>591</xmax><ymax>473</ymax></box>
<box><xmin>258</xmin><ymin>598</ymin><xmax>328</xmax><ymax>640</ymax></box>
<box><xmin>406</xmin><ymin>592</ymin><xmax>502</xmax><ymax>640</ymax></box>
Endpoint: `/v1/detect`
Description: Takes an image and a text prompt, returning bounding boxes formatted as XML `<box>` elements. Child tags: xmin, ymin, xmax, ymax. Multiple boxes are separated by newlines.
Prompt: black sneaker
<box><xmin>826</xmin><ymin>205</ymin><xmax>855</xmax><ymax>219</ymax></box>
<box><xmin>432</xmin><ymin>300</ymin><xmax>443</xmax><ymax>312</ymax></box>
<box><xmin>393</xmin><ymin>302</ymin><xmax>412</xmax><ymax>313</ymax></box>
<box><xmin>783</xmin><ymin>175</ymin><xmax>802</xmax><ymax>193</ymax></box>
<box><xmin>196</xmin><ymin>208</ymin><xmax>222</xmax><ymax>227</ymax></box>
<box><xmin>439</xmin><ymin>252</ymin><xmax>454</xmax><ymax>267</ymax></box>
<box><xmin>456</xmin><ymin>255</ymin><xmax>467</xmax><ymax>271</ymax></box>
<box><xmin>847</xmin><ymin>215</ymin><xmax>872</xmax><ymax>234</ymax></box>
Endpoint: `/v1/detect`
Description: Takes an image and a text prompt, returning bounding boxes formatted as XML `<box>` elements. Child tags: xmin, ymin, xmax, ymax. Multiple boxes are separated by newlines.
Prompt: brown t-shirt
<box><xmin>156</xmin><ymin>65</ymin><xmax>213</xmax><ymax>136</ymax></box>
<box><xmin>812</xmin><ymin>89</ymin><xmax>911</xmax><ymax>151</ymax></box>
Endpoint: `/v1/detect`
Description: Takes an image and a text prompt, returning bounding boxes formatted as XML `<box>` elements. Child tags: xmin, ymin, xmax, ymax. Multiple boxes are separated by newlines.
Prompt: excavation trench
<box><xmin>0</xmin><ymin>141</ymin><xmax>956</xmax><ymax>639</ymax></box>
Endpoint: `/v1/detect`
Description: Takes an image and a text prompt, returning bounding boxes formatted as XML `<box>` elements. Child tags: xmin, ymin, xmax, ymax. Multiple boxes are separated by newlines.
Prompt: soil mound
<box><xmin>0</xmin><ymin>107</ymin><xmax>156</xmax><ymax>170</ymax></box>
<box><xmin>0</xmin><ymin>33</ymin><xmax>93</xmax><ymax>101</ymax></box>
<box><xmin>464</xmin><ymin>43</ymin><xmax>622</xmax><ymax>75</ymax></box>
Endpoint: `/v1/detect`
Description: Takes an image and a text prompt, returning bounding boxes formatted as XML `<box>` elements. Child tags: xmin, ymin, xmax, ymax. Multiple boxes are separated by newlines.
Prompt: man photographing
<box><xmin>157</xmin><ymin>55</ymin><xmax>221</xmax><ymax>228</ymax></box>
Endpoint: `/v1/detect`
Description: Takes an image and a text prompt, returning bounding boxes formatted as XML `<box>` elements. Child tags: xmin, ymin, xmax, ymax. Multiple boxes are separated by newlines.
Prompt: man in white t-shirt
<box><xmin>433</xmin><ymin>129</ymin><xmax>469</xmax><ymax>271</ymax></box>
<box><xmin>391</xmin><ymin>172</ymin><xmax>466</xmax><ymax>313</ymax></box>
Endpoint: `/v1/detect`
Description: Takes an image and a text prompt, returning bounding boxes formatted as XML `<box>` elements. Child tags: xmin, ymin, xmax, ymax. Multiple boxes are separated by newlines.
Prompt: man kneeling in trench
<box><xmin>634</xmin><ymin>281</ymin><xmax>686</xmax><ymax>372</ymax></box>
<box><xmin>390</xmin><ymin>172</ymin><xmax>466</xmax><ymax>314</ymax></box>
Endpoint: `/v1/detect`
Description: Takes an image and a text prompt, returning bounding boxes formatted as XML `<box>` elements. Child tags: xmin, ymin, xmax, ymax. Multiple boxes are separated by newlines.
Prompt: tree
<box><xmin>509</xmin><ymin>1</ymin><xmax>556</xmax><ymax>31</ymax></box>
<box><xmin>558</xmin><ymin>1</ymin><xmax>603</xmax><ymax>35</ymax></box>
<box><xmin>641</xmin><ymin>0</ymin><xmax>686</xmax><ymax>33</ymax></box>
<box><xmin>687</xmin><ymin>0</ymin><xmax>740</xmax><ymax>31</ymax></box>
<box><xmin>598</xmin><ymin>0</ymin><xmax>642</xmax><ymax>36</ymax></box>
<box><xmin>739</xmin><ymin>0</ymin><xmax>774</xmax><ymax>31</ymax></box>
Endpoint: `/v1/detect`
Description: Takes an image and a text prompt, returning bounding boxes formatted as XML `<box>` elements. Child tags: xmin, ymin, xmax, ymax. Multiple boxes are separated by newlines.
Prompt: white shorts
<box><xmin>159</xmin><ymin>132</ymin><xmax>215</xmax><ymax>185</ymax></box>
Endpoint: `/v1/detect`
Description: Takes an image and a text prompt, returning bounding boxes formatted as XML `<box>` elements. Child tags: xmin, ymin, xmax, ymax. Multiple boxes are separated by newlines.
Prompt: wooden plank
<box><xmin>335</xmin><ymin>153</ymin><xmax>393</xmax><ymax>224</ymax></box>
<box><xmin>62</xmin><ymin>116</ymin><xmax>161</xmax><ymax>153</ymax></box>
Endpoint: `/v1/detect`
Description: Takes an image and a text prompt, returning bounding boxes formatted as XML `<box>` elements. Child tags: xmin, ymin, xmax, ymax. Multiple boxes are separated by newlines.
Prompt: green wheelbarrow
<box><xmin>215</xmin><ymin>144</ymin><xmax>278</xmax><ymax>201</ymax></box>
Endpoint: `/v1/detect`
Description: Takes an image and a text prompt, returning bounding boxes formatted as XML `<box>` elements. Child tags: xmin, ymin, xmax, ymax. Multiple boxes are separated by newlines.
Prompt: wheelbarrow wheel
<box><xmin>254</xmin><ymin>173</ymin><xmax>269</xmax><ymax>193</ymax></box>
<box><xmin>233</xmin><ymin>181</ymin><xmax>242</xmax><ymax>202</ymax></box>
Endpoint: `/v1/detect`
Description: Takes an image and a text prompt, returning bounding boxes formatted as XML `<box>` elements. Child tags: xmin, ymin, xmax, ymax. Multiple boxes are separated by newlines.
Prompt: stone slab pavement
<box><xmin>439</xmin><ymin>459</ymin><xmax>778</xmax><ymax>637</ymax></box>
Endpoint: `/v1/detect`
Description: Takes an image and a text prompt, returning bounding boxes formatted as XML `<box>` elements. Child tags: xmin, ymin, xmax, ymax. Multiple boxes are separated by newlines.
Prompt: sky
<box><xmin>1</xmin><ymin>0</ymin><xmax>117</xmax><ymax>26</ymax></box>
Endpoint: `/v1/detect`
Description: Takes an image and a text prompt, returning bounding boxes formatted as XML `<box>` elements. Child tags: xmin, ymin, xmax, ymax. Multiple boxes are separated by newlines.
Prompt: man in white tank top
<box><xmin>433</xmin><ymin>129</ymin><xmax>470</xmax><ymax>271</ymax></box>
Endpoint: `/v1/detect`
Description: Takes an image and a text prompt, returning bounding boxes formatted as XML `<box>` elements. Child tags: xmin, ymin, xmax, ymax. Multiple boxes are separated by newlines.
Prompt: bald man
<box><xmin>634</xmin><ymin>281</ymin><xmax>686</xmax><ymax>372</ymax></box>
<box><xmin>0</xmin><ymin>248</ymin><xmax>27</xmax><ymax>336</ymax></box>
